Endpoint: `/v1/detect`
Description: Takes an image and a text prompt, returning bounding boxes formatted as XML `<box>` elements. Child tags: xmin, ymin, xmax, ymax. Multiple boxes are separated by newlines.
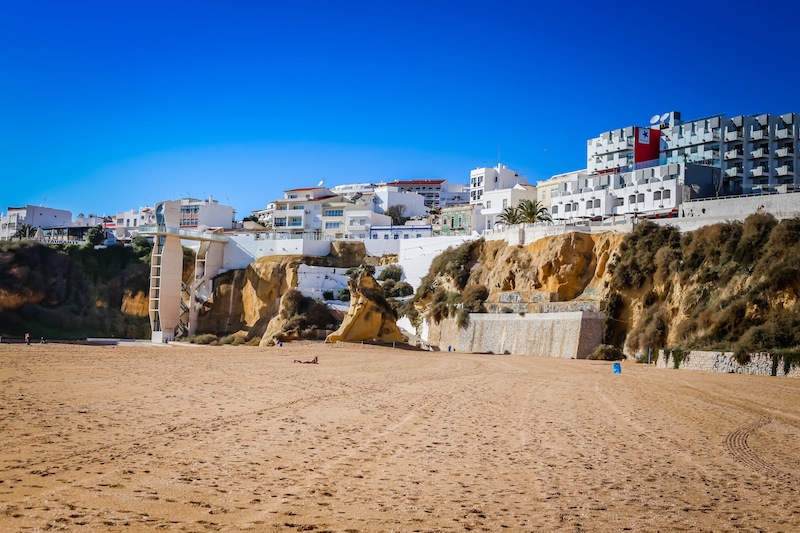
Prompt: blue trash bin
<box><xmin>613</xmin><ymin>362</ymin><xmax>622</xmax><ymax>374</ymax></box>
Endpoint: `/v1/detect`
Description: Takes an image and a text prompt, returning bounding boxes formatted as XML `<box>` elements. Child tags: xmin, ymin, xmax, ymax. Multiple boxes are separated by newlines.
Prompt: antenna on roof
<box><xmin>317</xmin><ymin>179</ymin><xmax>324</xmax><ymax>187</ymax></box>
<box><xmin>497</xmin><ymin>144</ymin><xmax>501</xmax><ymax>166</ymax></box>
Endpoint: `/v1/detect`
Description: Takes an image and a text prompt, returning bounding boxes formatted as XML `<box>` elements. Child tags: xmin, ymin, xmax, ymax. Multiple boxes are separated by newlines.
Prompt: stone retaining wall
<box><xmin>655</xmin><ymin>350</ymin><xmax>800</xmax><ymax>378</ymax></box>
<box><xmin>426</xmin><ymin>312</ymin><xmax>604</xmax><ymax>359</ymax></box>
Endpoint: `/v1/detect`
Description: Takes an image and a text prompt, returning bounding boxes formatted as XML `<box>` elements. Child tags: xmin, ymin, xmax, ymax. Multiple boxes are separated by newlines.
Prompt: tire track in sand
<box><xmin>723</xmin><ymin>417</ymin><xmax>794</xmax><ymax>480</ymax></box>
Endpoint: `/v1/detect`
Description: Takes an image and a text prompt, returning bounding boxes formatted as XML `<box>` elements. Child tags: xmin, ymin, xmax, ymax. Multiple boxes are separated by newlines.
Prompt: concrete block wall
<box><xmin>655</xmin><ymin>350</ymin><xmax>800</xmax><ymax>378</ymax></box>
<box><xmin>426</xmin><ymin>312</ymin><xmax>604</xmax><ymax>359</ymax></box>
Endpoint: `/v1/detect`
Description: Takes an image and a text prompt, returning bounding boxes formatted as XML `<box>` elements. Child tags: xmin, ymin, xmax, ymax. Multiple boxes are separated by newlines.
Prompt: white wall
<box><xmin>222</xmin><ymin>233</ymin><xmax>331</xmax><ymax>271</ymax></box>
<box><xmin>398</xmin><ymin>235</ymin><xmax>475</xmax><ymax>290</ymax></box>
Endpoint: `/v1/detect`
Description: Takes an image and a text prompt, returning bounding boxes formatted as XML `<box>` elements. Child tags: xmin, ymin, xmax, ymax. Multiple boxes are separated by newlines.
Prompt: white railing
<box><xmin>139</xmin><ymin>225</ymin><xmax>228</xmax><ymax>242</ymax></box>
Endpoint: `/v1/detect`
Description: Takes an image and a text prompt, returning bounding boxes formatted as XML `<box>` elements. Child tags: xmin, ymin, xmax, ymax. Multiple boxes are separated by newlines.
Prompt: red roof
<box><xmin>392</xmin><ymin>179</ymin><xmax>446</xmax><ymax>186</ymax></box>
<box><xmin>284</xmin><ymin>186</ymin><xmax>324</xmax><ymax>192</ymax></box>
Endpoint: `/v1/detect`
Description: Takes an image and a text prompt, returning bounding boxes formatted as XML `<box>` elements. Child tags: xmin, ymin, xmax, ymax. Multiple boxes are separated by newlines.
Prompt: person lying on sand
<box><xmin>293</xmin><ymin>356</ymin><xmax>318</xmax><ymax>364</ymax></box>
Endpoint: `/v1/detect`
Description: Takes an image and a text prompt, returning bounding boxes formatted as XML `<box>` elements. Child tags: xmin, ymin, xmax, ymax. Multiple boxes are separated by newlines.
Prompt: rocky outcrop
<box><xmin>0</xmin><ymin>288</ymin><xmax>44</xmax><ymax>312</ymax></box>
<box><xmin>121</xmin><ymin>290</ymin><xmax>149</xmax><ymax>317</ymax></box>
<box><xmin>197</xmin><ymin>241</ymin><xmax>370</xmax><ymax>340</ymax></box>
<box><xmin>474</xmin><ymin>232</ymin><xmax>621</xmax><ymax>303</ymax></box>
<box><xmin>326</xmin><ymin>270</ymin><xmax>405</xmax><ymax>344</ymax></box>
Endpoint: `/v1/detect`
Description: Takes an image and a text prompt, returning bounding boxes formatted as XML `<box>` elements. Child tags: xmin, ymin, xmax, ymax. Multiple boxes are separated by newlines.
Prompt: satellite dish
<box><xmin>660</xmin><ymin>113</ymin><xmax>670</xmax><ymax>123</ymax></box>
<box><xmin>650</xmin><ymin>114</ymin><xmax>661</xmax><ymax>125</ymax></box>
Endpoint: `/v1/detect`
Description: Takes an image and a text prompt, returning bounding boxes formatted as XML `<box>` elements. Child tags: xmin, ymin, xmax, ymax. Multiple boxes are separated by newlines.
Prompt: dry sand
<box><xmin>0</xmin><ymin>341</ymin><xmax>799</xmax><ymax>532</ymax></box>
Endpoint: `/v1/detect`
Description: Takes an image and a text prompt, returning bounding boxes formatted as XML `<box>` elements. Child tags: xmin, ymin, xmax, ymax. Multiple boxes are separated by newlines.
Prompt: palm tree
<box><xmin>498</xmin><ymin>206</ymin><xmax>524</xmax><ymax>226</ymax></box>
<box><xmin>13</xmin><ymin>223</ymin><xmax>35</xmax><ymax>240</ymax></box>
<box><xmin>516</xmin><ymin>199</ymin><xmax>552</xmax><ymax>223</ymax></box>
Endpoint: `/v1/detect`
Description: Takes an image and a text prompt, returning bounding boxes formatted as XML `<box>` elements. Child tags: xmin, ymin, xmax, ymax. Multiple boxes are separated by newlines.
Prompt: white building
<box><xmin>549</xmin><ymin>162</ymin><xmax>718</xmax><ymax>221</ymax></box>
<box><xmin>469</xmin><ymin>164</ymin><xmax>527</xmax><ymax>204</ymax></box>
<box><xmin>370</xmin><ymin>222</ymin><xmax>433</xmax><ymax>240</ymax></box>
<box><xmin>329</xmin><ymin>183</ymin><xmax>377</xmax><ymax>200</ymax></box>
<box><xmin>110</xmin><ymin>207</ymin><xmax>156</xmax><ymax>240</ymax></box>
<box><xmin>0</xmin><ymin>205</ymin><xmax>72</xmax><ymax>241</ymax></box>
<box><xmin>261</xmin><ymin>187</ymin><xmax>340</xmax><ymax>236</ymax></box>
<box><xmin>537</xmin><ymin>170</ymin><xmax>585</xmax><ymax>208</ymax></box>
<box><xmin>333</xmin><ymin>179</ymin><xmax>468</xmax><ymax>209</ymax></box>
<box><xmin>177</xmin><ymin>196</ymin><xmax>235</xmax><ymax>229</ymax></box>
<box><xmin>373</xmin><ymin>185</ymin><xmax>428</xmax><ymax>218</ymax></box>
<box><xmin>480</xmin><ymin>184</ymin><xmax>539</xmax><ymax>231</ymax></box>
<box><xmin>72</xmin><ymin>214</ymin><xmax>109</xmax><ymax>227</ymax></box>
<box><xmin>320</xmin><ymin>200</ymin><xmax>391</xmax><ymax>240</ymax></box>
<box><xmin>548</xmin><ymin>111</ymin><xmax>799</xmax><ymax>221</ymax></box>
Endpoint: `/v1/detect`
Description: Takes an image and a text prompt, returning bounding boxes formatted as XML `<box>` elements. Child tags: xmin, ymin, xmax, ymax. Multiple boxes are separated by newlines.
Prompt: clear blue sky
<box><xmin>2</xmin><ymin>1</ymin><xmax>798</xmax><ymax>218</ymax></box>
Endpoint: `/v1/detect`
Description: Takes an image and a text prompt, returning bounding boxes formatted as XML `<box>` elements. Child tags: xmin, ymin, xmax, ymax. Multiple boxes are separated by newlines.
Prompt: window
<box><xmin>663</xmin><ymin>190</ymin><xmax>671</xmax><ymax>199</ymax></box>
<box><xmin>502</xmin><ymin>199</ymin><xmax>508</xmax><ymax>209</ymax></box>
<box><xmin>486</xmin><ymin>201</ymin><xmax>492</xmax><ymax>209</ymax></box>
<box><xmin>594</xmin><ymin>199</ymin><xmax>600</xmax><ymax>208</ymax></box>
<box><xmin>565</xmin><ymin>204</ymin><xmax>572</xmax><ymax>212</ymax></box>
<box><xmin>325</xmin><ymin>222</ymin><xmax>340</xmax><ymax>229</ymax></box>
<box><xmin>615</xmin><ymin>197</ymin><xmax>624</xmax><ymax>206</ymax></box>
<box><xmin>654</xmin><ymin>191</ymin><xmax>662</xmax><ymax>201</ymax></box>
<box><xmin>586</xmin><ymin>201</ymin><xmax>593</xmax><ymax>209</ymax></box>
<box><xmin>324</xmin><ymin>209</ymin><xmax>344</xmax><ymax>217</ymax></box>
<box><xmin>552</xmin><ymin>205</ymin><xmax>558</xmax><ymax>214</ymax></box>
<box><xmin>637</xmin><ymin>193</ymin><xmax>645</xmax><ymax>203</ymax></box>
<box><xmin>288</xmin><ymin>217</ymin><xmax>302</xmax><ymax>227</ymax></box>
<box><xmin>372</xmin><ymin>233</ymin><xmax>378</xmax><ymax>239</ymax></box>
<box><xmin>629</xmin><ymin>195</ymin><xmax>636</xmax><ymax>204</ymax></box>
<box><xmin>393</xmin><ymin>234</ymin><xmax>399</xmax><ymax>239</ymax></box>
<box><xmin>416</xmin><ymin>234</ymin><xmax>422</xmax><ymax>238</ymax></box>
<box><xmin>292</xmin><ymin>205</ymin><xmax>304</xmax><ymax>210</ymax></box>
<box><xmin>384</xmin><ymin>234</ymin><xmax>389</xmax><ymax>240</ymax></box>
<box><xmin>403</xmin><ymin>234</ymin><xmax>409</xmax><ymax>239</ymax></box>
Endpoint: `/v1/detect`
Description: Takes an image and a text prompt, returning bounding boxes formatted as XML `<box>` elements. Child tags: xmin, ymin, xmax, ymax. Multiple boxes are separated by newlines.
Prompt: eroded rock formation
<box><xmin>326</xmin><ymin>270</ymin><xmax>405</xmax><ymax>344</ymax></box>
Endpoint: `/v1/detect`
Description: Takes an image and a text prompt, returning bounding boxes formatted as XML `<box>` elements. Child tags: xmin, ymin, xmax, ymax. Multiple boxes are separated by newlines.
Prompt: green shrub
<box><xmin>337</xmin><ymin>288</ymin><xmax>351</xmax><ymax>302</ymax></box>
<box><xmin>462</xmin><ymin>284</ymin><xmax>489</xmax><ymax>312</ymax></box>
<box><xmin>587</xmin><ymin>344</ymin><xmax>625</xmax><ymax>361</ymax></box>
<box><xmin>188</xmin><ymin>334</ymin><xmax>218</xmax><ymax>344</ymax></box>
<box><xmin>322</xmin><ymin>290</ymin><xmax>334</xmax><ymax>300</ymax></box>
<box><xmin>377</xmin><ymin>264</ymin><xmax>403</xmax><ymax>282</ymax></box>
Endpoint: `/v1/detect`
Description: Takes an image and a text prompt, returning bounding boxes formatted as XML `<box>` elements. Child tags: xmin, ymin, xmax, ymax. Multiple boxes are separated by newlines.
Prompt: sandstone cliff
<box><xmin>326</xmin><ymin>269</ymin><xmax>405</xmax><ymax>344</ymax></box>
<box><xmin>196</xmin><ymin>241</ymin><xmax>368</xmax><ymax>342</ymax></box>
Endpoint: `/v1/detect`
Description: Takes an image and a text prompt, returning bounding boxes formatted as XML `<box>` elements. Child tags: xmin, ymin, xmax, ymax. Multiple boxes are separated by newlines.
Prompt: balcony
<box><xmin>776</xmin><ymin>127</ymin><xmax>792</xmax><ymax>140</ymax></box>
<box><xmin>750</xmin><ymin>166</ymin><xmax>769</xmax><ymax>177</ymax></box>
<box><xmin>725</xmin><ymin>167</ymin><xmax>743</xmax><ymax>178</ymax></box>
<box><xmin>751</xmin><ymin>130</ymin><xmax>766</xmax><ymax>141</ymax></box>
<box><xmin>776</xmin><ymin>147</ymin><xmax>794</xmax><ymax>158</ymax></box>
<box><xmin>724</xmin><ymin>149</ymin><xmax>743</xmax><ymax>160</ymax></box>
<box><xmin>750</xmin><ymin>147</ymin><xmax>768</xmax><ymax>159</ymax></box>
<box><xmin>725</xmin><ymin>130</ymin><xmax>743</xmax><ymax>142</ymax></box>
<box><xmin>776</xmin><ymin>165</ymin><xmax>795</xmax><ymax>176</ymax></box>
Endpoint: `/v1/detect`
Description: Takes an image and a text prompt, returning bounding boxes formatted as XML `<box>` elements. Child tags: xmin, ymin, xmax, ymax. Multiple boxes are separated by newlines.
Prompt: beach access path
<box><xmin>1</xmin><ymin>342</ymin><xmax>798</xmax><ymax>531</ymax></box>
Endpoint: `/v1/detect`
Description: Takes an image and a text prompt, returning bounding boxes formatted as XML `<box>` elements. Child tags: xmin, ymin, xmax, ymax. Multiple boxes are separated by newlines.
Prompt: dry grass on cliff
<box><xmin>605</xmin><ymin>215</ymin><xmax>800</xmax><ymax>364</ymax></box>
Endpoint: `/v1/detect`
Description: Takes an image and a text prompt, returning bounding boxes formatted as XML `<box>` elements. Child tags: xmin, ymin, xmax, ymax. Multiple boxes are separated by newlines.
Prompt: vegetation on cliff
<box><xmin>0</xmin><ymin>241</ymin><xmax>152</xmax><ymax>339</ymax></box>
<box><xmin>604</xmin><ymin>214</ymin><xmax>800</xmax><ymax>363</ymax></box>
<box><xmin>401</xmin><ymin>239</ymin><xmax>488</xmax><ymax>328</ymax></box>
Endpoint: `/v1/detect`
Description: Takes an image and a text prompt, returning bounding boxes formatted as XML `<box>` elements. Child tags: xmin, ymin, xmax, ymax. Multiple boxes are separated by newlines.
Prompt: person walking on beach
<box><xmin>25</xmin><ymin>333</ymin><xmax>30</xmax><ymax>345</ymax></box>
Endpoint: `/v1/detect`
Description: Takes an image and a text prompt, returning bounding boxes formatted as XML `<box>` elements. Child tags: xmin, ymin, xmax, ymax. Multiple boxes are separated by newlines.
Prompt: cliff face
<box><xmin>605</xmin><ymin>215</ymin><xmax>800</xmax><ymax>359</ymax></box>
<box><xmin>0</xmin><ymin>242</ymin><xmax>151</xmax><ymax>338</ymax></box>
<box><xmin>472</xmin><ymin>232</ymin><xmax>621</xmax><ymax>303</ymax></box>
<box><xmin>197</xmin><ymin>242</ymin><xmax>368</xmax><ymax>341</ymax></box>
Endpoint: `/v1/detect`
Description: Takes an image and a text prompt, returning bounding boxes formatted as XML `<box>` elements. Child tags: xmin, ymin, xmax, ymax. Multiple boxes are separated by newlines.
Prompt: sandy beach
<box><xmin>1</xmin><ymin>342</ymin><xmax>798</xmax><ymax>532</ymax></box>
